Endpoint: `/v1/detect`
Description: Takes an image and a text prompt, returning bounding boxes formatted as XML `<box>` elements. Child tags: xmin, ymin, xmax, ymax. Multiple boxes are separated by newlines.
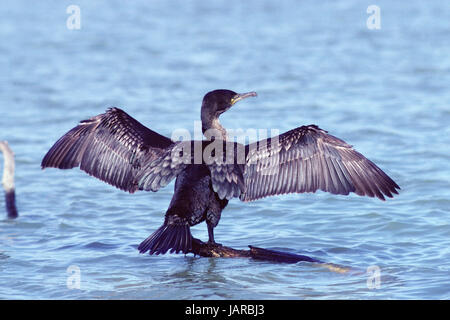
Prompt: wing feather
<box><xmin>240</xmin><ymin>125</ymin><xmax>400</xmax><ymax>202</ymax></box>
<box><xmin>41</xmin><ymin>107</ymin><xmax>175</xmax><ymax>193</ymax></box>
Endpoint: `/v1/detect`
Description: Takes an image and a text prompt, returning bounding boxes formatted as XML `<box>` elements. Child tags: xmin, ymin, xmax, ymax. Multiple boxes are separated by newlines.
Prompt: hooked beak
<box><xmin>230</xmin><ymin>91</ymin><xmax>257</xmax><ymax>105</ymax></box>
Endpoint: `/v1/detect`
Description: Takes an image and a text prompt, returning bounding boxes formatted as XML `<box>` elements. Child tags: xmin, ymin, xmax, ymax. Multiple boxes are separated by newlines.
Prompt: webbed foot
<box><xmin>206</xmin><ymin>240</ymin><xmax>222</xmax><ymax>247</ymax></box>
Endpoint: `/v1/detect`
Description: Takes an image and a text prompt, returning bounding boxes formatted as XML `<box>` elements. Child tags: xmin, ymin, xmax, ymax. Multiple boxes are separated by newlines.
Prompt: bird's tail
<box><xmin>138</xmin><ymin>221</ymin><xmax>192</xmax><ymax>255</ymax></box>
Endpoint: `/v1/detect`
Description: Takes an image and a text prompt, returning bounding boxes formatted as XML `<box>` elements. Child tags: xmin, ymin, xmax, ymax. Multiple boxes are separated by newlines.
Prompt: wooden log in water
<box><xmin>248</xmin><ymin>245</ymin><xmax>322</xmax><ymax>263</ymax></box>
<box><xmin>191</xmin><ymin>238</ymin><xmax>251</xmax><ymax>258</ymax></box>
<box><xmin>190</xmin><ymin>238</ymin><xmax>351</xmax><ymax>273</ymax></box>
<box><xmin>0</xmin><ymin>141</ymin><xmax>18</xmax><ymax>219</ymax></box>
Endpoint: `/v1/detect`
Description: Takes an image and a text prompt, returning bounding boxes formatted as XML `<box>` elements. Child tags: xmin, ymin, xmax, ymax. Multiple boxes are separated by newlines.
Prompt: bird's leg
<box><xmin>207</xmin><ymin>223</ymin><xmax>222</xmax><ymax>247</ymax></box>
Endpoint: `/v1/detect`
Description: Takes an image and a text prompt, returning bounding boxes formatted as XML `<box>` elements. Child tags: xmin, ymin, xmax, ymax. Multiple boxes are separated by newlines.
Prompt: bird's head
<box><xmin>201</xmin><ymin>89</ymin><xmax>257</xmax><ymax>132</ymax></box>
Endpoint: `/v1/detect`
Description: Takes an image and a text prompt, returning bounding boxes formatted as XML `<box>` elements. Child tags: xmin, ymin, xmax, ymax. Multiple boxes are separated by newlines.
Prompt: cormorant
<box><xmin>41</xmin><ymin>89</ymin><xmax>400</xmax><ymax>255</ymax></box>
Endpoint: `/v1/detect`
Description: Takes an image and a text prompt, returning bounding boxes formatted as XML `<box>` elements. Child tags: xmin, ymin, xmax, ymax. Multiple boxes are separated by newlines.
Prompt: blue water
<box><xmin>1</xmin><ymin>0</ymin><xmax>449</xmax><ymax>299</ymax></box>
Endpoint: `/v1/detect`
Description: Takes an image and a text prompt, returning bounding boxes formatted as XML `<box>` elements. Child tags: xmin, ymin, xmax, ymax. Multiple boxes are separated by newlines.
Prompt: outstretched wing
<box><xmin>41</xmin><ymin>107</ymin><xmax>175</xmax><ymax>193</ymax></box>
<box><xmin>240</xmin><ymin>125</ymin><xmax>400</xmax><ymax>202</ymax></box>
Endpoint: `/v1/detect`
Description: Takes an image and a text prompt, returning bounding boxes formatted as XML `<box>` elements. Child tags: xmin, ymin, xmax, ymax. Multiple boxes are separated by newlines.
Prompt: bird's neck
<box><xmin>202</xmin><ymin>117</ymin><xmax>227</xmax><ymax>141</ymax></box>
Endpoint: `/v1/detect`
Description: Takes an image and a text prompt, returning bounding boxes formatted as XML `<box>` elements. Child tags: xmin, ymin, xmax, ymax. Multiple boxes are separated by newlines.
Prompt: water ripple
<box><xmin>1</xmin><ymin>0</ymin><xmax>449</xmax><ymax>299</ymax></box>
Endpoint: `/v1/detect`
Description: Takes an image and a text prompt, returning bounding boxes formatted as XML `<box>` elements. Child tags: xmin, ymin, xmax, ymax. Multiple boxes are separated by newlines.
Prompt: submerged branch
<box><xmin>190</xmin><ymin>238</ymin><xmax>351</xmax><ymax>274</ymax></box>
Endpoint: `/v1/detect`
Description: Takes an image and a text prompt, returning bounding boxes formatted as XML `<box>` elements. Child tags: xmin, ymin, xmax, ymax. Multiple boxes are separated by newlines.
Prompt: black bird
<box><xmin>41</xmin><ymin>89</ymin><xmax>400</xmax><ymax>255</ymax></box>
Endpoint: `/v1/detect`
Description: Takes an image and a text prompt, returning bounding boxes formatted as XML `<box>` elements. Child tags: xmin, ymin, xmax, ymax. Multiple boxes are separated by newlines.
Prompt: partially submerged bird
<box><xmin>41</xmin><ymin>89</ymin><xmax>400</xmax><ymax>255</ymax></box>
<box><xmin>1</xmin><ymin>141</ymin><xmax>18</xmax><ymax>219</ymax></box>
